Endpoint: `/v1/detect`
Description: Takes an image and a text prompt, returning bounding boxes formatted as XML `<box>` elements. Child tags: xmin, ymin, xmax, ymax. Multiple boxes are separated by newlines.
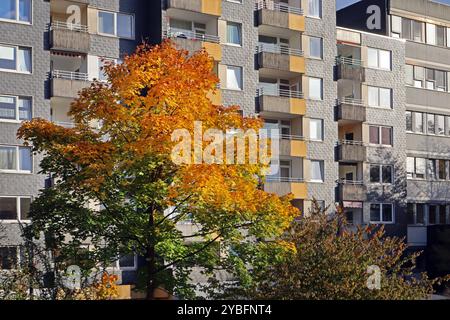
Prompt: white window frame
<box><xmin>367</xmin><ymin>86</ymin><xmax>392</xmax><ymax>108</ymax></box>
<box><xmin>0</xmin><ymin>145</ymin><xmax>32</xmax><ymax>174</ymax></box>
<box><xmin>225</xmin><ymin>65</ymin><xmax>243</xmax><ymax>91</ymax></box>
<box><xmin>367</xmin><ymin>47</ymin><xmax>392</xmax><ymax>71</ymax></box>
<box><xmin>308</xmin><ymin>0</ymin><xmax>322</xmax><ymax>19</ymax></box>
<box><xmin>97</xmin><ymin>10</ymin><xmax>135</xmax><ymax>40</ymax></box>
<box><xmin>310</xmin><ymin>160</ymin><xmax>324</xmax><ymax>183</ymax></box>
<box><xmin>369</xmin><ymin>164</ymin><xmax>394</xmax><ymax>185</ymax></box>
<box><xmin>226</xmin><ymin>21</ymin><xmax>242</xmax><ymax>46</ymax></box>
<box><xmin>309</xmin><ymin>118</ymin><xmax>323</xmax><ymax>141</ymax></box>
<box><xmin>109</xmin><ymin>254</ymin><xmax>138</xmax><ymax>271</ymax></box>
<box><xmin>0</xmin><ymin>95</ymin><xmax>32</xmax><ymax>122</ymax></box>
<box><xmin>308</xmin><ymin>77</ymin><xmax>323</xmax><ymax>100</ymax></box>
<box><xmin>370</xmin><ymin>203</ymin><xmax>394</xmax><ymax>224</ymax></box>
<box><xmin>309</xmin><ymin>36</ymin><xmax>323</xmax><ymax>59</ymax></box>
<box><xmin>0</xmin><ymin>44</ymin><xmax>32</xmax><ymax>74</ymax></box>
<box><xmin>0</xmin><ymin>0</ymin><xmax>32</xmax><ymax>25</ymax></box>
<box><xmin>0</xmin><ymin>196</ymin><xmax>32</xmax><ymax>223</ymax></box>
<box><xmin>368</xmin><ymin>125</ymin><xmax>393</xmax><ymax>146</ymax></box>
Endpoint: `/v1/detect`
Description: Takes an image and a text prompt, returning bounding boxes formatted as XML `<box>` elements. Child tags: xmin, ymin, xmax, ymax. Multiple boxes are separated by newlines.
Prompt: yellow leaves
<box><xmin>94</xmin><ymin>273</ymin><xmax>119</xmax><ymax>300</ymax></box>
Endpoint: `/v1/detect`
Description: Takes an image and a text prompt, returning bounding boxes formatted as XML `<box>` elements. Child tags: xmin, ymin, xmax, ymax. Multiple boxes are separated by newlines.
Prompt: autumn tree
<box><xmin>17</xmin><ymin>41</ymin><xmax>298</xmax><ymax>299</ymax></box>
<box><xmin>221</xmin><ymin>202</ymin><xmax>450</xmax><ymax>300</ymax></box>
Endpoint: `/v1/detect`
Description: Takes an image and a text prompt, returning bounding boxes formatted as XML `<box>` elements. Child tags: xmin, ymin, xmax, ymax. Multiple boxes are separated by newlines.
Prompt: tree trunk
<box><xmin>146</xmin><ymin>208</ymin><xmax>156</xmax><ymax>300</ymax></box>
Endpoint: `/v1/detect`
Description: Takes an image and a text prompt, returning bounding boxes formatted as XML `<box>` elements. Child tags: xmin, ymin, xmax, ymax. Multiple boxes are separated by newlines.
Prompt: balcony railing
<box><xmin>266</xmin><ymin>176</ymin><xmax>304</xmax><ymax>183</ymax></box>
<box><xmin>255</xmin><ymin>0</ymin><xmax>303</xmax><ymax>15</ymax></box>
<box><xmin>256</xmin><ymin>43</ymin><xmax>304</xmax><ymax>57</ymax></box>
<box><xmin>338</xmin><ymin>140</ymin><xmax>365</xmax><ymax>146</ymax></box>
<box><xmin>53</xmin><ymin>121</ymin><xmax>75</xmax><ymax>128</ymax></box>
<box><xmin>337</xmin><ymin>179</ymin><xmax>364</xmax><ymax>185</ymax></box>
<box><xmin>164</xmin><ymin>28</ymin><xmax>220</xmax><ymax>43</ymax></box>
<box><xmin>336</xmin><ymin>56</ymin><xmax>364</xmax><ymax>67</ymax></box>
<box><xmin>50</xmin><ymin>21</ymin><xmax>88</xmax><ymax>33</ymax></box>
<box><xmin>337</xmin><ymin>97</ymin><xmax>365</xmax><ymax>106</ymax></box>
<box><xmin>52</xmin><ymin>70</ymin><xmax>89</xmax><ymax>81</ymax></box>
<box><xmin>257</xmin><ymin>87</ymin><xmax>304</xmax><ymax>99</ymax></box>
<box><xmin>281</xmin><ymin>134</ymin><xmax>304</xmax><ymax>141</ymax></box>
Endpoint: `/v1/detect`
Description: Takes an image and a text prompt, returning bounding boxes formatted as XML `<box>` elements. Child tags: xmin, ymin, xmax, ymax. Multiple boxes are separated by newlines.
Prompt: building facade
<box><xmin>1</xmin><ymin>0</ymin><xmax>449</xmax><ymax>282</ymax></box>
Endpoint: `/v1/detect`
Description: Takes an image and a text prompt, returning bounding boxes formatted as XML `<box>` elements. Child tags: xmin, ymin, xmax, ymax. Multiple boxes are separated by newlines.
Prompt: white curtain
<box><xmin>0</xmin><ymin>147</ymin><xmax>16</xmax><ymax>170</ymax></box>
<box><xmin>18</xmin><ymin>97</ymin><xmax>31</xmax><ymax>120</ymax></box>
<box><xmin>308</xmin><ymin>0</ymin><xmax>321</xmax><ymax>18</ymax></box>
<box><xmin>311</xmin><ymin>161</ymin><xmax>323</xmax><ymax>181</ymax></box>
<box><xmin>17</xmin><ymin>48</ymin><xmax>31</xmax><ymax>72</ymax></box>
<box><xmin>226</xmin><ymin>66</ymin><xmax>242</xmax><ymax>90</ymax></box>
<box><xmin>0</xmin><ymin>96</ymin><xmax>16</xmax><ymax>119</ymax></box>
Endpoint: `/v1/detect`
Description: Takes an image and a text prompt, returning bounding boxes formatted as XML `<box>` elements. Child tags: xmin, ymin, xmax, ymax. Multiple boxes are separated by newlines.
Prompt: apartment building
<box><xmin>338</xmin><ymin>0</ymin><xmax>450</xmax><ymax>275</ymax></box>
<box><xmin>1</xmin><ymin>0</ymin><xmax>449</xmax><ymax>284</ymax></box>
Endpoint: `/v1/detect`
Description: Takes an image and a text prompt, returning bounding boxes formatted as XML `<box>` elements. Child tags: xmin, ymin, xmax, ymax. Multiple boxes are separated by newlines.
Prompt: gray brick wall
<box><xmin>305</xmin><ymin>0</ymin><xmax>338</xmax><ymax>208</ymax></box>
<box><xmin>0</xmin><ymin>0</ymin><xmax>51</xmax><ymax>245</ymax></box>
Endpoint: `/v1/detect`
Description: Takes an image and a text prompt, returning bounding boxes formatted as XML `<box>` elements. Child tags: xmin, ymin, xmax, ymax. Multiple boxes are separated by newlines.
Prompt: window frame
<box><xmin>368</xmin><ymin>125</ymin><xmax>393</xmax><ymax>146</ymax></box>
<box><xmin>309</xmin><ymin>118</ymin><xmax>323</xmax><ymax>141</ymax></box>
<box><xmin>309</xmin><ymin>36</ymin><xmax>323</xmax><ymax>59</ymax></box>
<box><xmin>367</xmin><ymin>86</ymin><xmax>392</xmax><ymax>108</ymax></box>
<box><xmin>369</xmin><ymin>203</ymin><xmax>394</xmax><ymax>224</ymax></box>
<box><xmin>226</xmin><ymin>21</ymin><xmax>242</xmax><ymax>46</ymax></box>
<box><xmin>369</xmin><ymin>164</ymin><xmax>394</xmax><ymax>184</ymax></box>
<box><xmin>0</xmin><ymin>196</ymin><xmax>32</xmax><ymax>222</ymax></box>
<box><xmin>0</xmin><ymin>94</ymin><xmax>32</xmax><ymax>123</ymax></box>
<box><xmin>0</xmin><ymin>145</ymin><xmax>32</xmax><ymax>174</ymax></box>
<box><xmin>307</xmin><ymin>0</ymin><xmax>322</xmax><ymax>19</ymax></box>
<box><xmin>97</xmin><ymin>10</ymin><xmax>135</xmax><ymax>40</ymax></box>
<box><xmin>0</xmin><ymin>0</ymin><xmax>32</xmax><ymax>25</ymax></box>
<box><xmin>225</xmin><ymin>65</ymin><xmax>243</xmax><ymax>91</ymax></box>
<box><xmin>0</xmin><ymin>44</ymin><xmax>32</xmax><ymax>74</ymax></box>
<box><xmin>308</xmin><ymin>77</ymin><xmax>323</xmax><ymax>100</ymax></box>
<box><xmin>310</xmin><ymin>160</ymin><xmax>324</xmax><ymax>183</ymax></box>
<box><xmin>367</xmin><ymin>47</ymin><xmax>392</xmax><ymax>71</ymax></box>
<box><xmin>109</xmin><ymin>254</ymin><xmax>138</xmax><ymax>271</ymax></box>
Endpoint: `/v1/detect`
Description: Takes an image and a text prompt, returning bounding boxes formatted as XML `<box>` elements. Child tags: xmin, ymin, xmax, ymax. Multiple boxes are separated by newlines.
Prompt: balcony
<box><xmin>336</xmin><ymin>140</ymin><xmax>366</xmax><ymax>162</ymax></box>
<box><xmin>166</xmin><ymin>0</ymin><xmax>222</xmax><ymax>16</ymax></box>
<box><xmin>338</xmin><ymin>180</ymin><xmax>367</xmax><ymax>202</ymax></box>
<box><xmin>255</xmin><ymin>0</ymin><xmax>304</xmax><ymax>32</ymax></box>
<box><xmin>256</xmin><ymin>44</ymin><xmax>305</xmax><ymax>75</ymax></box>
<box><xmin>164</xmin><ymin>28</ymin><xmax>222</xmax><ymax>61</ymax></box>
<box><xmin>50</xmin><ymin>21</ymin><xmax>90</xmax><ymax>53</ymax></box>
<box><xmin>207</xmin><ymin>84</ymin><xmax>222</xmax><ymax>105</ymax></box>
<box><xmin>336</xmin><ymin>98</ymin><xmax>366</xmax><ymax>122</ymax></box>
<box><xmin>51</xmin><ymin>70</ymin><xmax>90</xmax><ymax>99</ymax></box>
<box><xmin>407</xmin><ymin>225</ymin><xmax>427</xmax><ymax>247</ymax></box>
<box><xmin>257</xmin><ymin>88</ymin><xmax>305</xmax><ymax>116</ymax></box>
<box><xmin>280</xmin><ymin>135</ymin><xmax>307</xmax><ymax>158</ymax></box>
<box><xmin>264</xmin><ymin>177</ymin><xmax>307</xmax><ymax>199</ymax></box>
<box><xmin>335</xmin><ymin>57</ymin><xmax>365</xmax><ymax>82</ymax></box>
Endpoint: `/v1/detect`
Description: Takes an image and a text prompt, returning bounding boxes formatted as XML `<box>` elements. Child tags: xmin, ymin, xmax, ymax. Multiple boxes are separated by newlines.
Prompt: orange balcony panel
<box><xmin>291</xmin><ymin>182</ymin><xmax>307</xmax><ymax>199</ymax></box>
<box><xmin>289</xmin><ymin>56</ymin><xmax>305</xmax><ymax>74</ymax></box>
<box><xmin>288</xmin><ymin>13</ymin><xmax>305</xmax><ymax>32</ymax></box>
<box><xmin>201</xmin><ymin>0</ymin><xmax>221</xmax><ymax>16</ymax></box>
<box><xmin>290</xmin><ymin>140</ymin><xmax>307</xmax><ymax>157</ymax></box>
<box><xmin>202</xmin><ymin>42</ymin><xmax>222</xmax><ymax>61</ymax></box>
<box><xmin>207</xmin><ymin>89</ymin><xmax>222</xmax><ymax>105</ymax></box>
<box><xmin>290</xmin><ymin>97</ymin><xmax>306</xmax><ymax>115</ymax></box>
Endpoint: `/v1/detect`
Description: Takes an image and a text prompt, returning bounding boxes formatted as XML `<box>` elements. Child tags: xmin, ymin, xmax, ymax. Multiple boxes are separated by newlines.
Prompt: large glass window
<box><xmin>310</xmin><ymin>160</ymin><xmax>324</xmax><ymax>182</ymax></box>
<box><xmin>98</xmin><ymin>11</ymin><xmax>134</xmax><ymax>39</ymax></box>
<box><xmin>426</xmin><ymin>23</ymin><xmax>436</xmax><ymax>45</ymax></box>
<box><xmin>367</xmin><ymin>48</ymin><xmax>391</xmax><ymax>70</ymax></box>
<box><xmin>309</xmin><ymin>36</ymin><xmax>322</xmax><ymax>59</ymax></box>
<box><xmin>406</xmin><ymin>111</ymin><xmax>412</xmax><ymax>132</ymax></box>
<box><xmin>370</xmin><ymin>203</ymin><xmax>394</xmax><ymax>223</ymax></box>
<box><xmin>0</xmin><ymin>145</ymin><xmax>31</xmax><ymax>172</ymax></box>
<box><xmin>0</xmin><ymin>247</ymin><xmax>18</xmax><ymax>270</ymax></box>
<box><xmin>368</xmin><ymin>86</ymin><xmax>392</xmax><ymax>108</ymax></box>
<box><xmin>427</xmin><ymin>114</ymin><xmax>435</xmax><ymax>134</ymax></box>
<box><xmin>0</xmin><ymin>95</ymin><xmax>31</xmax><ymax>121</ymax></box>
<box><xmin>226</xmin><ymin>22</ymin><xmax>242</xmax><ymax>45</ymax></box>
<box><xmin>370</xmin><ymin>164</ymin><xmax>393</xmax><ymax>184</ymax></box>
<box><xmin>226</xmin><ymin>65</ymin><xmax>243</xmax><ymax>90</ymax></box>
<box><xmin>0</xmin><ymin>196</ymin><xmax>31</xmax><ymax>220</ymax></box>
<box><xmin>308</xmin><ymin>0</ymin><xmax>322</xmax><ymax>18</ymax></box>
<box><xmin>0</xmin><ymin>0</ymin><xmax>31</xmax><ymax>23</ymax></box>
<box><xmin>309</xmin><ymin>118</ymin><xmax>323</xmax><ymax>141</ymax></box>
<box><xmin>0</xmin><ymin>45</ymin><xmax>31</xmax><ymax>73</ymax></box>
<box><xmin>369</xmin><ymin>125</ymin><xmax>392</xmax><ymax>146</ymax></box>
<box><xmin>414</xmin><ymin>112</ymin><xmax>423</xmax><ymax>133</ymax></box>
<box><xmin>309</xmin><ymin>77</ymin><xmax>322</xmax><ymax>100</ymax></box>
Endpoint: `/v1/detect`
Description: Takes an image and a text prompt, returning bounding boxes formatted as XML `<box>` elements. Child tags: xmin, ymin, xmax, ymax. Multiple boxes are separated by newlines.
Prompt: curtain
<box><xmin>308</xmin><ymin>0</ymin><xmax>320</xmax><ymax>18</ymax></box>
<box><xmin>227</xmin><ymin>23</ymin><xmax>241</xmax><ymax>45</ymax></box>
<box><xmin>226</xmin><ymin>66</ymin><xmax>242</xmax><ymax>90</ymax></box>
<box><xmin>0</xmin><ymin>0</ymin><xmax>16</xmax><ymax>20</ymax></box>
<box><xmin>0</xmin><ymin>45</ymin><xmax>16</xmax><ymax>70</ymax></box>
<box><xmin>18</xmin><ymin>97</ymin><xmax>31</xmax><ymax>120</ymax></box>
<box><xmin>19</xmin><ymin>0</ymin><xmax>31</xmax><ymax>22</ymax></box>
<box><xmin>0</xmin><ymin>96</ymin><xmax>16</xmax><ymax>120</ymax></box>
<box><xmin>17</xmin><ymin>47</ymin><xmax>31</xmax><ymax>72</ymax></box>
<box><xmin>0</xmin><ymin>147</ymin><xmax>16</xmax><ymax>170</ymax></box>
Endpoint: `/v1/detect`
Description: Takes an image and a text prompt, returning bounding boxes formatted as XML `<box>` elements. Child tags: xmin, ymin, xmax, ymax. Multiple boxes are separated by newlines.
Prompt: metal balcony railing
<box><xmin>255</xmin><ymin>0</ymin><xmax>304</xmax><ymax>15</ymax></box>
<box><xmin>50</xmin><ymin>21</ymin><xmax>89</xmax><ymax>33</ymax></box>
<box><xmin>52</xmin><ymin>70</ymin><xmax>89</xmax><ymax>81</ymax></box>
<box><xmin>281</xmin><ymin>134</ymin><xmax>304</xmax><ymax>141</ymax></box>
<box><xmin>338</xmin><ymin>140</ymin><xmax>365</xmax><ymax>146</ymax></box>
<box><xmin>53</xmin><ymin>121</ymin><xmax>75</xmax><ymax>128</ymax></box>
<box><xmin>256</xmin><ymin>43</ymin><xmax>304</xmax><ymax>57</ymax></box>
<box><xmin>163</xmin><ymin>28</ymin><xmax>220</xmax><ymax>44</ymax></box>
<box><xmin>337</xmin><ymin>179</ymin><xmax>364</xmax><ymax>185</ymax></box>
<box><xmin>337</xmin><ymin>97</ymin><xmax>366</xmax><ymax>106</ymax></box>
<box><xmin>257</xmin><ymin>87</ymin><xmax>304</xmax><ymax>99</ymax></box>
<box><xmin>335</xmin><ymin>56</ymin><xmax>364</xmax><ymax>67</ymax></box>
<box><xmin>266</xmin><ymin>176</ymin><xmax>304</xmax><ymax>183</ymax></box>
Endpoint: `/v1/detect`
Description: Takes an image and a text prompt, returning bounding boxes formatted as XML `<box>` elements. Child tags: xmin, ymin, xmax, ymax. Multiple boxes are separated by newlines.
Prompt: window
<box><xmin>0</xmin><ymin>145</ymin><xmax>32</xmax><ymax>173</ymax></box>
<box><xmin>370</xmin><ymin>164</ymin><xmax>393</xmax><ymax>184</ymax></box>
<box><xmin>110</xmin><ymin>254</ymin><xmax>137</xmax><ymax>271</ymax></box>
<box><xmin>413</xmin><ymin>66</ymin><xmax>424</xmax><ymax>88</ymax></box>
<box><xmin>279</xmin><ymin>160</ymin><xmax>291</xmax><ymax>178</ymax></box>
<box><xmin>98</xmin><ymin>57</ymin><xmax>121</xmax><ymax>81</ymax></box>
<box><xmin>309</xmin><ymin>36</ymin><xmax>322</xmax><ymax>59</ymax></box>
<box><xmin>309</xmin><ymin>118</ymin><xmax>323</xmax><ymax>141</ymax></box>
<box><xmin>226</xmin><ymin>66</ymin><xmax>243</xmax><ymax>90</ymax></box>
<box><xmin>405</xmin><ymin>64</ymin><xmax>414</xmax><ymax>85</ymax></box>
<box><xmin>391</xmin><ymin>16</ymin><xmax>402</xmax><ymax>37</ymax></box>
<box><xmin>368</xmin><ymin>86</ymin><xmax>392</xmax><ymax>108</ymax></box>
<box><xmin>407</xmin><ymin>157</ymin><xmax>426</xmax><ymax>179</ymax></box>
<box><xmin>98</xmin><ymin>11</ymin><xmax>134</xmax><ymax>39</ymax></box>
<box><xmin>437</xmin><ymin>115</ymin><xmax>445</xmax><ymax>135</ymax></box>
<box><xmin>0</xmin><ymin>197</ymin><xmax>31</xmax><ymax>221</ymax></box>
<box><xmin>310</xmin><ymin>160</ymin><xmax>324</xmax><ymax>182</ymax></box>
<box><xmin>438</xmin><ymin>159</ymin><xmax>447</xmax><ymax>180</ymax></box>
<box><xmin>414</xmin><ymin>112</ymin><xmax>423</xmax><ymax>133</ymax></box>
<box><xmin>408</xmin><ymin>64</ymin><xmax>448</xmax><ymax>91</ymax></box>
<box><xmin>406</xmin><ymin>111</ymin><xmax>412</xmax><ymax>132</ymax></box>
<box><xmin>0</xmin><ymin>247</ymin><xmax>18</xmax><ymax>270</ymax></box>
<box><xmin>436</xmin><ymin>25</ymin><xmax>446</xmax><ymax>47</ymax></box>
<box><xmin>264</xmin><ymin>119</ymin><xmax>291</xmax><ymax>137</ymax></box>
<box><xmin>367</xmin><ymin>48</ymin><xmax>391</xmax><ymax>70</ymax></box>
<box><xmin>0</xmin><ymin>44</ymin><xmax>31</xmax><ymax>73</ymax></box>
<box><xmin>426</xmin><ymin>23</ymin><xmax>436</xmax><ymax>45</ymax></box>
<box><xmin>429</xmin><ymin>205</ymin><xmax>437</xmax><ymax>224</ymax></box>
<box><xmin>427</xmin><ymin>114</ymin><xmax>435</xmax><ymax>134</ymax></box>
<box><xmin>308</xmin><ymin>0</ymin><xmax>322</xmax><ymax>18</ymax></box>
<box><xmin>226</xmin><ymin>22</ymin><xmax>242</xmax><ymax>45</ymax></box>
<box><xmin>370</xmin><ymin>203</ymin><xmax>394</xmax><ymax>223</ymax></box>
<box><xmin>413</xmin><ymin>20</ymin><xmax>424</xmax><ymax>42</ymax></box>
<box><xmin>427</xmin><ymin>159</ymin><xmax>436</xmax><ymax>180</ymax></box>
<box><xmin>0</xmin><ymin>0</ymin><xmax>31</xmax><ymax>23</ymax></box>
<box><xmin>0</xmin><ymin>96</ymin><xmax>31</xmax><ymax>121</ymax></box>
<box><xmin>369</xmin><ymin>126</ymin><xmax>392</xmax><ymax>146</ymax></box>
<box><xmin>308</xmin><ymin>77</ymin><xmax>322</xmax><ymax>100</ymax></box>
